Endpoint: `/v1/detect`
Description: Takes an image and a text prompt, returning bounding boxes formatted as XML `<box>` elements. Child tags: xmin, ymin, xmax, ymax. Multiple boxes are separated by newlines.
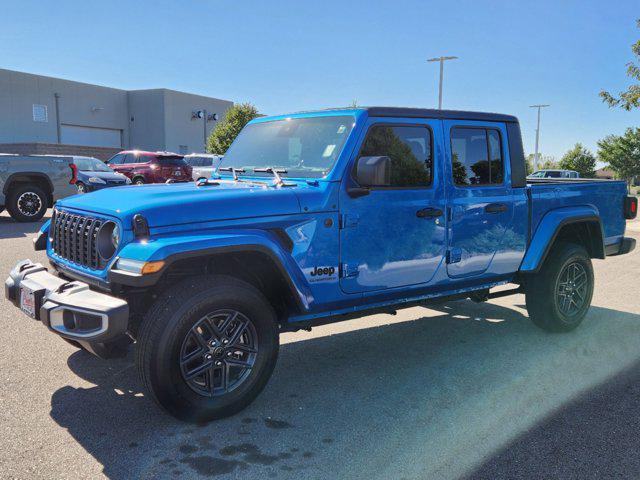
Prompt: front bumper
<box><xmin>5</xmin><ymin>260</ymin><xmax>129</xmax><ymax>355</ymax></box>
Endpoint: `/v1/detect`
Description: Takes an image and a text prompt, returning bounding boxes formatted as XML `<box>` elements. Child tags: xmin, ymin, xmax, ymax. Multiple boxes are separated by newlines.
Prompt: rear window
<box><xmin>156</xmin><ymin>155</ymin><xmax>187</xmax><ymax>166</ymax></box>
<box><xmin>450</xmin><ymin>127</ymin><xmax>504</xmax><ymax>186</ymax></box>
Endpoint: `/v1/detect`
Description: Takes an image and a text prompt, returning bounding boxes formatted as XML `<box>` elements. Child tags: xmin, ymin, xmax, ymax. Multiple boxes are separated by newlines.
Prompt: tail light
<box><xmin>624</xmin><ymin>196</ymin><xmax>637</xmax><ymax>219</ymax></box>
<box><xmin>69</xmin><ymin>163</ymin><xmax>78</xmax><ymax>185</ymax></box>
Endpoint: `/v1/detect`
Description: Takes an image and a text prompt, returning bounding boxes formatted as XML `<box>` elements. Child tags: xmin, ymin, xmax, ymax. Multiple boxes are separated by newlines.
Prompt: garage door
<box><xmin>60</xmin><ymin>124</ymin><xmax>122</xmax><ymax>148</ymax></box>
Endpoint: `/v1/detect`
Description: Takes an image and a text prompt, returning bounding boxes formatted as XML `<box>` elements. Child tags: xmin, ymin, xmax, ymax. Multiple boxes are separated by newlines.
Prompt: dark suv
<box><xmin>106</xmin><ymin>151</ymin><xmax>192</xmax><ymax>184</ymax></box>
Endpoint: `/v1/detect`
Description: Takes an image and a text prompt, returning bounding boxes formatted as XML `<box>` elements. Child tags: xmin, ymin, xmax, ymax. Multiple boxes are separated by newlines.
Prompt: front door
<box><xmin>444</xmin><ymin>121</ymin><xmax>514</xmax><ymax>278</ymax></box>
<box><xmin>339</xmin><ymin>118</ymin><xmax>446</xmax><ymax>294</ymax></box>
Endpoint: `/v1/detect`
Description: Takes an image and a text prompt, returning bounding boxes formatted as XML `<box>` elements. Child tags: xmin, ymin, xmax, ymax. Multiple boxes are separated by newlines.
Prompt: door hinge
<box><xmin>446</xmin><ymin>248</ymin><xmax>462</xmax><ymax>264</ymax></box>
<box><xmin>339</xmin><ymin>214</ymin><xmax>359</xmax><ymax>229</ymax></box>
<box><xmin>340</xmin><ymin>263</ymin><xmax>360</xmax><ymax>278</ymax></box>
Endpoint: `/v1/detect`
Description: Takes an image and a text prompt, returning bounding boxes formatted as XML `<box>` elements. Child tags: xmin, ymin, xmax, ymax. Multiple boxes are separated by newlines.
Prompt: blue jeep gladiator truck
<box><xmin>5</xmin><ymin>107</ymin><xmax>637</xmax><ymax>422</ymax></box>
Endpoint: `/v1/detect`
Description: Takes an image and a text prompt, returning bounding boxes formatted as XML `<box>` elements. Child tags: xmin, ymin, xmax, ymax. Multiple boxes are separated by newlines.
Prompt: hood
<box><xmin>57</xmin><ymin>180</ymin><xmax>302</xmax><ymax>228</ymax></box>
<box><xmin>78</xmin><ymin>170</ymin><xmax>128</xmax><ymax>181</ymax></box>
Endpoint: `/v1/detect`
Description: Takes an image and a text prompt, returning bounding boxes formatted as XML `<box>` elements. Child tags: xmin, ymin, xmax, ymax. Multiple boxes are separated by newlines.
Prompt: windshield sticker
<box><xmin>322</xmin><ymin>145</ymin><xmax>336</xmax><ymax>157</ymax></box>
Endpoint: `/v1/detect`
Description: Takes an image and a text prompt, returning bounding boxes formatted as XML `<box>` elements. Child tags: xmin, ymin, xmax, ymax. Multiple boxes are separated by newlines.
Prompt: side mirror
<box><xmin>354</xmin><ymin>156</ymin><xmax>391</xmax><ymax>187</ymax></box>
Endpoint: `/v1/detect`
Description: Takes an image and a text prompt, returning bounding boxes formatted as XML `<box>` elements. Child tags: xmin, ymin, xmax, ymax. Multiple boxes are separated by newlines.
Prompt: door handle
<box><xmin>416</xmin><ymin>207</ymin><xmax>444</xmax><ymax>219</ymax></box>
<box><xmin>484</xmin><ymin>203</ymin><xmax>508</xmax><ymax>214</ymax></box>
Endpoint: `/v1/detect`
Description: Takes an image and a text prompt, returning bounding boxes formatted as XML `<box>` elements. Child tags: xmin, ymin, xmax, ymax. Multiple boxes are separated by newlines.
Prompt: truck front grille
<box><xmin>51</xmin><ymin>210</ymin><xmax>104</xmax><ymax>270</ymax></box>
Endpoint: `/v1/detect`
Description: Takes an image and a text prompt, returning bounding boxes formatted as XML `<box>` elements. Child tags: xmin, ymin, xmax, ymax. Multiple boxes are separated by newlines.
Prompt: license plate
<box><xmin>173</xmin><ymin>170</ymin><xmax>182</xmax><ymax>176</ymax></box>
<box><xmin>20</xmin><ymin>286</ymin><xmax>36</xmax><ymax>318</ymax></box>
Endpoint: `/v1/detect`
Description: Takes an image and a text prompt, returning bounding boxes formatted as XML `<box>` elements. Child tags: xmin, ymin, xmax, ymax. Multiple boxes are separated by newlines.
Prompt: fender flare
<box><xmin>109</xmin><ymin>230</ymin><xmax>313</xmax><ymax>311</ymax></box>
<box><xmin>519</xmin><ymin>205</ymin><xmax>604</xmax><ymax>273</ymax></box>
<box><xmin>3</xmin><ymin>172</ymin><xmax>54</xmax><ymax>196</ymax></box>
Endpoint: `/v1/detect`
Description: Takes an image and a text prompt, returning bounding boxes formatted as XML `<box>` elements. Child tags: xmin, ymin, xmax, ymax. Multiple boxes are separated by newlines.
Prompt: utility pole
<box><xmin>529</xmin><ymin>104</ymin><xmax>550</xmax><ymax>171</ymax></box>
<box><xmin>193</xmin><ymin>110</ymin><xmax>218</xmax><ymax>152</ymax></box>
<box><xmin>427</xmin><ymin>56</ymin><xmax>458</xmax><ymax>109</ymax></box>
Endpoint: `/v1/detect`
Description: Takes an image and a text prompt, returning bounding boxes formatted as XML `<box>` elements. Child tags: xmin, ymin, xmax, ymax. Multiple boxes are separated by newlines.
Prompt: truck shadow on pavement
<box><xmin>0</xmin><ymin>212</ymin><xmax>48</xmax><ymax>240</ymax></box>
<box><xmin>49</xmin><ymin>300</ymin><xmax>640</xmax><ymax>479</ymax></box>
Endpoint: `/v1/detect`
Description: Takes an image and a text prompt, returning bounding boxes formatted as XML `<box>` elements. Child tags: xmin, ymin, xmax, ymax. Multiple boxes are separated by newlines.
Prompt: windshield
<box><xmin>221</xmin><ymin>115</ymin><xmax>355</xmax><ymax>178</ymax></box>
<box><xmin>74</xmin><ymin>157</ymin><xmax>112</xmax><ymax>172</ymax></box>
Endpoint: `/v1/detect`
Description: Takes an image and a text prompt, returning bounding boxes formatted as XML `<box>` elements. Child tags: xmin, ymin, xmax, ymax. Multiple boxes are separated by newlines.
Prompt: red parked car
<box><xmin>106</xmin><ymin>151</ymin><xmax>192</xmax><ymax>184</ymax></box>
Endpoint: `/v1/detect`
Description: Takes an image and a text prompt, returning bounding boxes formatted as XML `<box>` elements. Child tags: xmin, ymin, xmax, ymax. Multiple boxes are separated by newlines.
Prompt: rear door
<box><xmin>339</xmin><ymin>117</ymin><xmax>446</xmax><ymax>293</ymax></box>
<box><xmin>444</xmin><ymin>121</ymin><xmax>514</xmax><ymax>278</ymax></box>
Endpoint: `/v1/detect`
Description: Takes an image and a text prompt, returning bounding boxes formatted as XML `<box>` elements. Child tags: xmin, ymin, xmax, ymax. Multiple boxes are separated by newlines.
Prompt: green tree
<box><xmin>206</xmin><ymin>103</ymin><xmax>259</xmax><ymax>154</ymax></box>
<box><xmin>600</xmin><ymin>19</ymin><xmax>640</xmax><ymax>110</ymax></box>
<box><xmin>526</xmin><ymin>153</ymin><xmax>558</xmax><ymax>171</ymax></box>
<box><xmin>558</xmin><ymin>143</ymin><xmax>596</xmax><ymax>178</ymax></box>
<box><xmin>598</xmin><ymin>128</ymin><xmax>640</xmax><ymax>188</ymax></box>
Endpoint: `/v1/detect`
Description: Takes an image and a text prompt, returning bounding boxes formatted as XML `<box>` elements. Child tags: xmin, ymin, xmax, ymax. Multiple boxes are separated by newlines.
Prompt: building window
<box><xmin>32</xmin><ymin>104</ymin><xmax>48</xmax><ymax>122</ymax></box>
<box><xmin>179</xmin><ymin>145</ymin><xmax>188</xmax><ymax>154</ymax></box>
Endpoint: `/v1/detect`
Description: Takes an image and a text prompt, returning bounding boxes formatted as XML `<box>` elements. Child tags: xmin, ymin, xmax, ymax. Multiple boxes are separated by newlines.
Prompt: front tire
<box><xmin>76</xmin><ymin>182</ymin><xmax>86</xmax><ymax>194</ymax></box>
<box><xmin>137</xmin><ymin>275</ymin><xmax>279</xmax><ymax>422</ymax></box>
<box><xmin>6</xmin><ymin>184</ymin><xmax>48</xmax><ymax>222</ymax></box>
<box><xmin>525</xmin><ymin>242</ymin><xmax>594</xmax><ymax>332</ymax></box>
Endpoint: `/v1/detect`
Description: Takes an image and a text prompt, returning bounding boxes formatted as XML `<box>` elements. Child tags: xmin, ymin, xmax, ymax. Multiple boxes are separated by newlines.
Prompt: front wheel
<box><xmin>137</xmin><ymin>275</ymin><xmax>279</xmax><ymax>422</ymax></box>
<box><xmin>76</xmin><ymin>182</ymin><xmax>86</xmax><ymax>194</ymax></box>
<box><xmin>525</xmin><ymin>242</ymin><xmax>594</xmax><ymax>332</ymax></box>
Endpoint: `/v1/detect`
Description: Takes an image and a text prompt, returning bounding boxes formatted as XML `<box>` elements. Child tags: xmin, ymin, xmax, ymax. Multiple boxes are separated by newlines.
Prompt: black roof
<box><xmin>363</xmin><ymin>106</ymin><xmax>518</xmax><ymax>123</ymax></box>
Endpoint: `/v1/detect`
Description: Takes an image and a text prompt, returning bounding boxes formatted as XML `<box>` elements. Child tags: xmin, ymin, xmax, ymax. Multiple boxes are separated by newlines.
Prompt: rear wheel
<box><xmin>6</xmin><ymin>184</ymin><xmax>48</xmax><ymax>222</ymax></box>
<box><xmin>76</xmin><ymin>182</ymin><xmax>86</xmax><ymax>193</ymax></box>
<box><xmin>137</xmin><ymin>275</ymin><xmax>279</xmax><ymax>422</ymax></box>
<box><xmin>525</xmin><ymin>242</ymin><xmax>594</xmax><ymax>332</ymax></box>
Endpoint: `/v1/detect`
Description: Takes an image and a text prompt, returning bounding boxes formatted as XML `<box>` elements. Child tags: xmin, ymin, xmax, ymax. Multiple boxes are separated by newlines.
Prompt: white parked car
<box><xmin>182</xmin><ymin>153</ymin><xmax>223</xmax><ymax>181</ymax></box>
<box><xmin>528</xmin><ymin>169</ymin><xmax>580</xmax><ymax>179</ymax></box>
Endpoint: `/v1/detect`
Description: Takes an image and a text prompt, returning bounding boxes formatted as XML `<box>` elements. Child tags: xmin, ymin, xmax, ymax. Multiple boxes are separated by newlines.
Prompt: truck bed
<box><xmin>527</xmin><ymin>178</ymin><xmax>628</xmax><ymax>245</ymax></box>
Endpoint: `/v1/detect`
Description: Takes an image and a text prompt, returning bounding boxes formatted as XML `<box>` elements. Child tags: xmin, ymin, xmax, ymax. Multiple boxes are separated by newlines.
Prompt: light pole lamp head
<box><xmin>427</xmin><ymin>56</ymin><xmax>458</xmax><ymax>62</ymax></box>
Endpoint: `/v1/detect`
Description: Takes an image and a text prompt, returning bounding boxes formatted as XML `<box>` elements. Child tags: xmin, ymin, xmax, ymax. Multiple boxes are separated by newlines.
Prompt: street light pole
<box><xmin>427</xmin><ymin>56</ymin><xmax>458</xmax><ymax>109</ymax></box>
<box><xmin>529</xmin><ymin>104</ymin><xmax>550</xmax><ymax>171</ymax></box>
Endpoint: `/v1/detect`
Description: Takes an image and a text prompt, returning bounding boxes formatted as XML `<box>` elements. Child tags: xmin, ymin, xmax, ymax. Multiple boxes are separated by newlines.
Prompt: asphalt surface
<box><xmin>1</xmin><ymin>210</ymin><xmax>640</xmax><ymax>479</ymax></box>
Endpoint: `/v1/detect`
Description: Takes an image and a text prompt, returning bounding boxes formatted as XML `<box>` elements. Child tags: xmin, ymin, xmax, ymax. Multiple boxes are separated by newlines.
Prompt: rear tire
<box><xmin>76</xmin><ymin>182</ymin><xmax>86</xmax><ymax>194</ymax></box>
<box><xmin>137</xmin><ymin>275</ymin><xmax>279</xmax><ymax>422</ymax></box>
<box><xmin>6</xmin><ymin>184</ymin><xmax>48</xmax><ymax>222</ymax></box>
<box><xmin>525</xmin><ymin>242</ymin><xmax>594</xmax><ymax>332</ymax></box>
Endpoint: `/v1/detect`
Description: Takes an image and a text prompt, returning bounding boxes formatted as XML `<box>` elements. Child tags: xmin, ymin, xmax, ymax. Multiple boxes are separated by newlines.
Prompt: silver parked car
<box><xmin>182</xmin><ymin>153</ymin><xmax>223</xmax><ymax>181</ymax></box>
<box><xmin>528</xmin><ymin>169</ymin><xmax>580</xmax><ymax>179</ymax></box>
<box><xmin>0</xmin><ymin>154</ymin><xmax>78</xmax><ymax>222</ymax></box>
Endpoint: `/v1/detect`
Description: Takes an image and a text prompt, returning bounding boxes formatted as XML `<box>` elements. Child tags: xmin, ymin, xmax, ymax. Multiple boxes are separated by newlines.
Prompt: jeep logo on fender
<box><xmin>310</xmin><ymin>266</ymin><xmax>335</xmax><ymax>277</ymax></box>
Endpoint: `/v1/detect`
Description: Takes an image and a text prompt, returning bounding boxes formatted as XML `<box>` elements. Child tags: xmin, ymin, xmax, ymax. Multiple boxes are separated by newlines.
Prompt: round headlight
<box><xmin>111</xmin><ymin>224</ymin><xmax>120</xmax><ymax>248</ymax></box>
<box><xmin>97</xmin><ymin>222</ymin><xmax>119</xmax><ymax>260</ymax></box>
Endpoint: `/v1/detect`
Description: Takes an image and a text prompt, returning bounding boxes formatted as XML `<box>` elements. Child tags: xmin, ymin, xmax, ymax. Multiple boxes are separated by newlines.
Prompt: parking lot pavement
<box><xmin>2</xmin><ymin>209</ymin><xmax>640</xmax><ymax>479</ymax></box>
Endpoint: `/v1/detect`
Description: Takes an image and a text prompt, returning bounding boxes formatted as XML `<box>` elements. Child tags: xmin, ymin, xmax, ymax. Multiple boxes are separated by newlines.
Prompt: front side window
<box><xmin>359</xmin><ymin>125</ymin><xmax>432</xmax><ymax>187</ymax></box>
<box><xmin>451</xmin><ymin>127</ymin><xmax>504</xmax><ymax>186</ymax></box>
<box><xmin>123</xmin><ymin>154</ymin><xmax>138</xmax><ymax>164</ymax></box>
<box><xmin>221</xmin><ymin>116</ymin><xmax>355</xmax><ymax>178</ymax></box>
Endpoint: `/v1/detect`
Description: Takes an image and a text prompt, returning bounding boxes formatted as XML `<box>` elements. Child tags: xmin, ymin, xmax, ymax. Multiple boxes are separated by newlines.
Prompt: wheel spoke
<box><xmin>184</xmin><ymin>359</ymin><xmax>213</xmax><ymax>380</ymax></box>
<box><xmin>225</xmin><ymin>357</ymin><xmax>253</xmax><ymax>369</ymax></box>
<box><xmin>233</xmin><ymin>343</ymin><xmax>258</xmax><ymax>354</ymax></box>
<box><xmin>228</xmin><ymin>318</ymin><xmax>249</xmax><ymax>346</ymax></box>
<box><xmin>190</xmin><ymin>325</ymin><xmax>210</xmax><ymax>349</ymax></box>
<box><xmin>181</xmin><ymin>346</ymin><xmax>205</xmax><ymax>365</ymax></box>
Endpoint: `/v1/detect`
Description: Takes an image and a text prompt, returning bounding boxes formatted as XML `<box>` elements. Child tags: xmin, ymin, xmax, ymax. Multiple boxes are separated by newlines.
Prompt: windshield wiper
<box><xmin>253</xmin><ymin>167</ymin><xmax>295</xmax><ymax>187</ymax></box>
<box><xmin>218</xmin><ymin>167</ymin><xmax>246</xmax><ymax>181</ymax></box>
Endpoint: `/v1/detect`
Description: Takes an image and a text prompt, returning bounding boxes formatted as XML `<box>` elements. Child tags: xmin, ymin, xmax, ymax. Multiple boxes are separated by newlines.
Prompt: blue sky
<box><xmin>1</xmin><ymin>0</ymin><xmax>638</xmax><ymax>160</ymax></box>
